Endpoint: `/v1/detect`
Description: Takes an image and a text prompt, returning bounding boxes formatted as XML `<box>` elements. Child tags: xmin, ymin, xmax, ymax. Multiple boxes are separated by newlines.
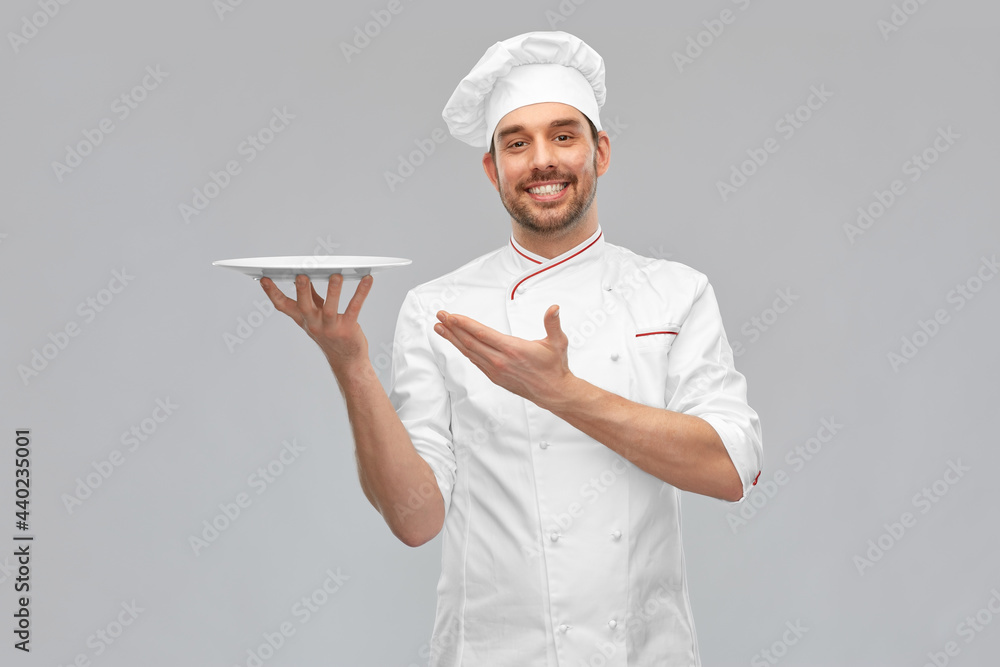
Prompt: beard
<box><xmin>497</xmin><ymin>155</ymin><xmax>598</xmax><ymax>236</ymax></box>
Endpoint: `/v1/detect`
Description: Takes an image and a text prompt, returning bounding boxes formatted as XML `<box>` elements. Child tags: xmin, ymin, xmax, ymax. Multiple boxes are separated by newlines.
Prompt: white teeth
<box><xmin>527</xmin><ymin>183</ymin><xmax>567</xmax><ymax>195</ymax></box>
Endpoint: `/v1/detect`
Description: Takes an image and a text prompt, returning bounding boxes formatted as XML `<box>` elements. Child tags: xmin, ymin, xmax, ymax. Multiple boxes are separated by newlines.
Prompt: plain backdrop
<box><xmin>1</xmin><ymin>1</ymin><xmax>998</xmax><ymax>665</ymax></box>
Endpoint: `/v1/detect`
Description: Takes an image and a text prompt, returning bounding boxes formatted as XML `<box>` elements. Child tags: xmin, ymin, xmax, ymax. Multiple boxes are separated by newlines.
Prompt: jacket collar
<box><xmin>506</xmin><ymin>225</ymin><xmax>605</xmax><ymax>300</ymax></box>
<box><xmin>509</xmin><ymin>235</ymin><xmax>545</xmax><ymax>266</ymax></box>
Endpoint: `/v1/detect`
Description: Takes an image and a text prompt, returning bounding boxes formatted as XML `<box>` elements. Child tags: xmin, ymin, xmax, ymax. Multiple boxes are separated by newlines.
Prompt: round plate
<box><xmin>213</xmin><ymin>256</ymin><xmax>412</xmax><ymax>281</ymax></box>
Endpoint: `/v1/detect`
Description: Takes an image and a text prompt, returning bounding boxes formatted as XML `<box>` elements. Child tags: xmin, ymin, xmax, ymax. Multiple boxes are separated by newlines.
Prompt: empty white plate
<box><xmin>213</xmin><ymin>256</ymin><xmax>411</xmax><ymax>281</ymax></box>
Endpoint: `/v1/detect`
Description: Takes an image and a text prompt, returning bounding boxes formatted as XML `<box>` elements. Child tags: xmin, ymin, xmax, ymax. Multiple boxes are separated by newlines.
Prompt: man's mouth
<box><xmin>525</xmin><ymin>182</ymin><xmax>569</xmax><ymax>200</ymax></box>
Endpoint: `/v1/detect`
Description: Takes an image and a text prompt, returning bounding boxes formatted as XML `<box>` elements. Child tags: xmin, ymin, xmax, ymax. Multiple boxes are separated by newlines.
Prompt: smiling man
<box><xmin>261</xmin><ymin>31</ymin><xmax>762</xmax><ymax>667</ymax></box>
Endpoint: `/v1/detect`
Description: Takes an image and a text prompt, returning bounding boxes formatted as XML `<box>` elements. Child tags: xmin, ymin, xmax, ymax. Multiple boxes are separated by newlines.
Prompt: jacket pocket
<box><xmin>629</xmin><ymin>324</ymin><xmax>681</xmax><ymax>406</ymax></box>
<box><xmin>633</xmin><ymin>324</ymin><xmax>681</xmax><ymax>351</ymax></box>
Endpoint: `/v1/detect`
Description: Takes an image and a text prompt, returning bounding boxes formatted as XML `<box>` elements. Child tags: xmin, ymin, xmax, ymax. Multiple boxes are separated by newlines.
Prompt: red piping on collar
<box><xmin>636</xmin><ymin>330</ymin><xmax>679</xmax><ymax>337</ymax></box>
<box><xmin>509</xmin><ymin>231</ymin><xmax>603</xmax><ymax>300</ymax></box>
<box><xmin>510</xmin><ymin>238</ymin><xmax>542</xmax><ymax>265</ymax></box>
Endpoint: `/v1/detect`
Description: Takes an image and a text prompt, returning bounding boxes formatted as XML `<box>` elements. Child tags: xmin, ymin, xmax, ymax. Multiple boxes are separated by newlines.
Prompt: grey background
<box><xmin>2</xmin><ymin>0</ymin><xmax>998</xmax><ymax>665</ymax></box>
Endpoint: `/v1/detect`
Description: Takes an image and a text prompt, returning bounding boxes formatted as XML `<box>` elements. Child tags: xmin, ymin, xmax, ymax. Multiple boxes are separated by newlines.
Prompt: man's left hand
<box><xmin>433</xmin><ymin>305</ymin><xmax>575</xmax><ymax>410</ymax></box>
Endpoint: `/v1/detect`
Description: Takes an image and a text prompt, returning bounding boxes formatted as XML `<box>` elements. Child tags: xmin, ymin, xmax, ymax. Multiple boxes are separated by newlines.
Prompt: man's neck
<box><xmin>511</xmin><ymin>218</ymin><xmax>599</xmax><ymax>260</ymax></box>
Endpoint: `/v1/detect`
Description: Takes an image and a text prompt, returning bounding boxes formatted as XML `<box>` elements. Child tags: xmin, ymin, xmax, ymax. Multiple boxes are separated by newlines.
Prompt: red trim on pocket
<box><xmin>635</xmin><ymin>330</ymin><xmax>679</xmax><ymax>337</ymax></box>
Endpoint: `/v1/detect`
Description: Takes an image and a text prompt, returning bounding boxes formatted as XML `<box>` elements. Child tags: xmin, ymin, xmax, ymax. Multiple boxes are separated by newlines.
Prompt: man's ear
<box><xmin>595</xmin><ymin>130</ymin><xmax>611</xmax><ymax>177</ymax></box>
<box><xmin>482</xmin><ymin>151</ymin><xmax>500</xmax><ymax>192</ymax></box>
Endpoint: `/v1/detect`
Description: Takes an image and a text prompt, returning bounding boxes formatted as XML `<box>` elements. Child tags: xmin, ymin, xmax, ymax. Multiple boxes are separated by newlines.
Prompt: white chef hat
<box><xmin>442</xmin><ymin>31</ymin><xmax>606</xmax><ymax>149</ymax></box>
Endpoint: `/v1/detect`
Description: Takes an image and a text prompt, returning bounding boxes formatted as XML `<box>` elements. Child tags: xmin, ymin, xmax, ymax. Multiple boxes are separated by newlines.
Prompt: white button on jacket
<box><xmin>389</xmin><ymin>226</ymin><xmax>763</xmax><ymax>666</ymax></box>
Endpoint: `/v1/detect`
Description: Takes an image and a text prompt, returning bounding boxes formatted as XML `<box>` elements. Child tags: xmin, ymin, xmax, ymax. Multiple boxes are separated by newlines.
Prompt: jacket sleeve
<box><xmin>388</xmin><ymin>289</ymin><xmax>458</xmax><ymax>515</ymax></box>
<box><xmin>664</xmin><ymin>276</ymin><xmax>763</xmax><ymax>502</ymax></box>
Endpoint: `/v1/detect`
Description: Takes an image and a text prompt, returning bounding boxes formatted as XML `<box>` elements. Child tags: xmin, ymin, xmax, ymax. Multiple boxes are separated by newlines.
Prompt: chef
<box><xmin>261</xmin><ymin>30</ymin><xmax>762</xmax><ymax>667</ymax></box>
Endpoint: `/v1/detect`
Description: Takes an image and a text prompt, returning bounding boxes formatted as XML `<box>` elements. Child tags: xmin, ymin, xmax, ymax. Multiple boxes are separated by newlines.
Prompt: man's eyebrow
<box><xmin>495</xmin><ymin>118</ymin><xmax>586</xmax><ymax>144</ymax></box>
<box><xmin>548</xmin><ymin>118</ymin><xmax>585</xmax><ymax>131</ymax></box>
<box><xmin>495</xmin><ymin>124</ymin><xmax>525</xmax><ymax>145</ymax></box>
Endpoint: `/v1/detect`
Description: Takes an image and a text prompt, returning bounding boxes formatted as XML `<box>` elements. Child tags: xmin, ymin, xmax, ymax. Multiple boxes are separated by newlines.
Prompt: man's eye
<box><xmin>510</xmin><ymin>141</ymin><xmax>526</xmax><ymax>148</ymax></box>
<box><xmin>555</xmin><ymin>135</ymin><xmax>570</xmax><ymax>141</ymax></box>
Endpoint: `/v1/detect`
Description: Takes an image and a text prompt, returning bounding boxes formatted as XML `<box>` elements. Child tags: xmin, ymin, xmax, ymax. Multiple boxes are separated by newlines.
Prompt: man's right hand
<box><xmin>260</xmin><ymin>273</ymin><xmax>374</xmax><ymax>376</ymax></box>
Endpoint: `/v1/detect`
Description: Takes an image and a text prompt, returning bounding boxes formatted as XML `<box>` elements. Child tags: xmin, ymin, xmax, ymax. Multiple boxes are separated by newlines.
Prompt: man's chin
<box><xmin>501</xmin><ymin>183</ymin><xmax>595</xmax><ymax>236</ymax></box>
<box><xmin>511</xmin><ymin>213</ymin><xmax>584</xmax><ymax>236</ymax></box>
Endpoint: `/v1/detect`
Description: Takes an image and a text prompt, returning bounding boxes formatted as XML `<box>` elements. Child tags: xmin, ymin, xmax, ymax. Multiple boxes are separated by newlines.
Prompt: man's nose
<box><xmin>529</xmin><ymin>140</ymin><xmax>557</xmax><ymax>171</ymax></box>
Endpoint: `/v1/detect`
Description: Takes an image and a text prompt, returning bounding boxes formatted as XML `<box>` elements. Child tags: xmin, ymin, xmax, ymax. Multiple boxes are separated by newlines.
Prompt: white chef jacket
<box><xmin>388</xmin><ymin>225</ymin><xmax>762</xmax><ymax>667</ymax></box>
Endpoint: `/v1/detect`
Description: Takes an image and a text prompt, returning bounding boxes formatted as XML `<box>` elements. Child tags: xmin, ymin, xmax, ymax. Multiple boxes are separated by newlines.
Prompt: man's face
<box><xmin>483</xmin><ymin>102</ymin><xmax>609</xmax><ymax>237</ymax></box>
